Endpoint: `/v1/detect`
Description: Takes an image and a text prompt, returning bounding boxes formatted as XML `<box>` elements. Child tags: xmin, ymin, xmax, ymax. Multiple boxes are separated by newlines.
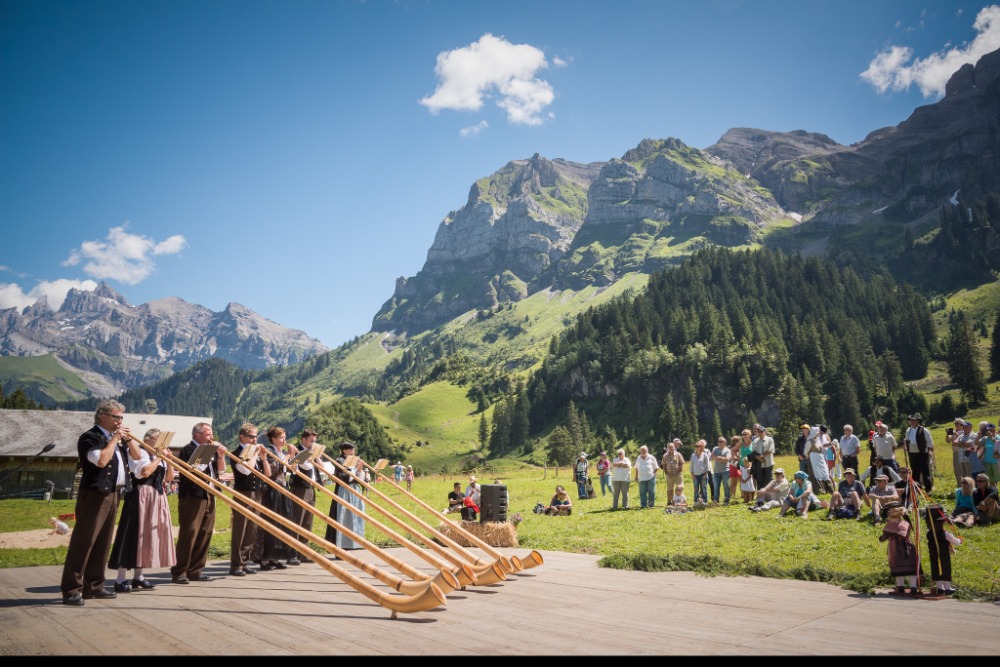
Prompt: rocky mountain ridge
<box><xmin>373</xmin><ymin>47</ymin><xmax>1000</xmax><ymax>337</ymax></box>
<box><xmin>0</xmin><ymin>282</ymin><xmax>328</xmax><ymax>399</ymax></box>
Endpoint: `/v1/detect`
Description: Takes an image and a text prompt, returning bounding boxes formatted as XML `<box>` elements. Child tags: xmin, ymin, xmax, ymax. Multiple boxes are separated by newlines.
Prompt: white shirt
<box><xmin>904</xmin><ymin>426</ymin><xmax>933</xmax><ymax>453</ymax></box>
<box><xmin>751</xmin><ymin>435</ymin><xmax>775</xmax><ymax>467</ymax></box>
<box><xmin>839</xmin><ymin>434</ymin><xmax>861</xmax><ymax>456</ymax></box>
<box><xmin>872</xmin><ymin>431</ymin><xmax>897</xmax><ymax>460</ymax></box>
<box><xmin>634</xmin><ymin>453</ymin><xmax>659</xmax><ymax>481</ymax></box>
<box><xmin>610</xmin><ymin>456</ymin><xmax>632</xmax><ymax>482</ymax></box>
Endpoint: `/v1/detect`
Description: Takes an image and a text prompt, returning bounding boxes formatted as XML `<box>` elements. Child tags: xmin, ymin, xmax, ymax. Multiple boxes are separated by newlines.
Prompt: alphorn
<box><xmin>131</xmin><ymin>434</ymin><xmax>446</xmax><ymax>617</ymax></box>
<box><xmin>319</xmin><ymin>451</ymin><xmax>511</xmax><ymax>579</ymax></box>
<box><xmin>362</xmin><ymin>460</ymin><xmax>544</xmax><ymax>572</ymax></box>
<box><xmin>260</xmin><ymin>447</ymin><xmax>477</xmax><ymax>589</ymax></box>
<box><xmin>271</xmin><ymin>449</ymin><xmax>500</xmax><ymax>586</ymax></box>
<box><xmin>222</xmin><ymin>445</ymin><xmax>462</xmax><ymax>594</ymax></box>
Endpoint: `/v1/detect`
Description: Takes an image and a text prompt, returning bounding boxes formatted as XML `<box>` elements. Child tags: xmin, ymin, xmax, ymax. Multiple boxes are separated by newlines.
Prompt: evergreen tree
<box><xmin>478</xmin><ymin>413</ymin><xmax>489</xmax><ymax>451</ymax></box>
<box><xmin>511</xmin><ymin>386</ymin><xmax>531</xmax><ymax>451</ymax></box>
<box><xmin>710</xmin><ymin>408</ymin><xmax>723</xmax><ymax>445</ymax></box>
<box><xmin>990</xmin><ymin>309</ymin><xmax>1000</xmax><ymax>381</ymax></box>
<box><xmin>565</xmin><ymin>401</ymin><xmax>583</xmax><ymax>454</ymax></box>
<box><xmin>546</xmin><ymin>426</ymin><xmax>574</xmax><ymax>466</ymax></box>
<box><xmin>659</xmin><ymin>393</ymin><xmax>676</xmax><ymax>442</ymax></box>
<box><xmin>947</xmin><ymin>315</ymin><xmax>987</xmax><ymax>406</ymax></box>
<box><xmin>775</xmin><ymin>373</ymin><xmax>803</xmax><ymax>454</ymax></box>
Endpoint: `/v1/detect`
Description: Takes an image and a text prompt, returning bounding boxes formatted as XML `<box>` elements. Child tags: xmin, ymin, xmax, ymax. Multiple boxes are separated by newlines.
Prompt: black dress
<box><xmin>250</xmin><ymin>445</ymin><xmax>296</xmax><ymax>563</ymax></box>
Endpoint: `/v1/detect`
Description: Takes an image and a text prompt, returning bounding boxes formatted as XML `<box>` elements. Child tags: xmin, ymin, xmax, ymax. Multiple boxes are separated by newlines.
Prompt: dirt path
<box><xmin>0</xmin><ymin>529</ymin><xmax>72</xmax><ymax>549</ymax></box>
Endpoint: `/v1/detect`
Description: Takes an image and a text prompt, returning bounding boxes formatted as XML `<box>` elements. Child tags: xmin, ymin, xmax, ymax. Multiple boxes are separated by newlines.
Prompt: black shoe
<box><xmin>271</xmin><ymin>561</ymin><xmax>287</xmax><ymax>570</ymax></box>
<box><xmin>286</xmin><ymin>557</ymin><xmax>301</xmax><ymax>566</ymax></box>
<box><xmin>62</xmin><ymin>593</ymin><xmax>85</xmax><ymax>606</ymax></box>
<box><xmin>258</xmin><ymin>562</ymin><xmax>275</xmax><ymax>571</ymax></box>
<box><xmin>131</xmin><ymin>578</ymin><xmax>155</xmax><ymax>590</ymax></box>
<box><xmin>241</xmin><ymin>566</ymin><xmax>257</xmax><ymax>575</ymax></box>
<box><xmin>83</xmin><ymin>589</ymin><xmax>117</xmax><ymax>600</ymax></box>
<box><xmin>113</xmin><ymin>580</ymin><xmax>132</xmax><ymax>593</ymax></box>
<box><xmin>189</xmin><ymin>574</ymin><xmax>213</xmax><ymax>582</ymax></box>
<box><xmin>172</xmin><ymin>576</ymin><xmax>190</xmax><ymax>584</ymax></box>
<box><xmin>229</xmin><ymin>569</ymin><xmax>246</xmax><ymax>577</ymax></box>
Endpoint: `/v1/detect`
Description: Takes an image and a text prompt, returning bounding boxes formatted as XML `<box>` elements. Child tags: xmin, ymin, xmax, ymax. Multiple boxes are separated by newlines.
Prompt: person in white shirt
<box><xmin>610</xmin><ymin>449</ymin><xmax>632</xmax><ymax>510</ymax></box>
<box><xmin>871</xmin><ymin>421</ymin><xmax>899</xmax><ymax>472</ymax></box>
<box><xmin>838</xmin><ymin>424</ymin><xmax>861</xmax><ymax>475</ymax></box>
<box><xmin>633</xmin><ymin>445</ymin><xmax>660</xmax><ymax>508</ymax></box>
<box><xmin>750</xmin><ymin>424</ymin><xmax>776</xmax><ymax>488</ymax></box>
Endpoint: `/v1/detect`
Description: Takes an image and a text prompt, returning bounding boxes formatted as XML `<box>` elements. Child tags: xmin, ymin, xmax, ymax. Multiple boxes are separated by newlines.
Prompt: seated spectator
<box><xmin>952</xmin><ymin>476</ymin><xmax>978</xmax><ymax>527</ymax></box>
<box><xmin>544</xmin><ymin>486</ymin><xmax>573</xmax><ymax>515</ymax></box>
<box><xmin>972</xmin><ymin>473</ymin><xmax>999</xmax><ymax>526</ymax></box>
<box><xmin>671</xmin><ymin>483</ymin><xmax>688</xmax><ymax>509</ymax></box>
<box><xmin>866</xmin><ymin>474</ymin><xmax>900</xmax><ymax>524</ymax></box>
<box><xmin>750</xmin><ymin>468</ymin><xmax>790</xmax><ymax>512</ymax></box>
<box><xmin>860</xmin><ymin>456</ymin><xmax>902</xmax><ymax>485</ymax></box>
<box><xmin>826</xmin><ymin>468</ymin><xmax>868</xmax><ymax>520</ymax></box>
<box><xmin>894</xmin><ymin>466</ymin><xmax>922</xmax><ymax>511</ymax></box>
<box><xmin>779</xmin><ymin>471</ymin><xmax>828</xmax><ymax>519</ymax></box>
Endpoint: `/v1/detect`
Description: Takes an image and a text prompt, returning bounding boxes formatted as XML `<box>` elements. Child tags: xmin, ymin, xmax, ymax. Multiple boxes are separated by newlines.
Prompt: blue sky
<box><xmin>2</xmin><ymin>0</ymin><xmax>998</xmax><ymax>349</ymax></box>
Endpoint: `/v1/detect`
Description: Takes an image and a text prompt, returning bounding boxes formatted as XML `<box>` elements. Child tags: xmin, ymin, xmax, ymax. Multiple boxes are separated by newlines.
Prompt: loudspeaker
<box><xmin>479</xmin><ymin>484</ymin><xmax>508</xmax><ymax>523</ymax></box>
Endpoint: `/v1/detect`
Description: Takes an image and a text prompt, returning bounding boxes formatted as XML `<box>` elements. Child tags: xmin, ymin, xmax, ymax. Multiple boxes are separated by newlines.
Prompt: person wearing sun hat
<box><xmin>575</xmin><ymin>452</ymin><xmax>590</xmax><ymax>500</ymax></box>
<box><xmin>750</xmin><ymin>467</ymin><xmax>790</xmax><ymax>512</ymax></box>
<box><xmin>778</xmin><ymin>470</ymin><xmax>828</xmax><ymax>519</ymax></box>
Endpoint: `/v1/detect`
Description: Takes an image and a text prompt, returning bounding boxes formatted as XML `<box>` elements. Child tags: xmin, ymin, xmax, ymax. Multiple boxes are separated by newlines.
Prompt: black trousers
<box><xmin>908</xmin><ymin>451</ymin><xmax>934</xmax><ymax>492</ymax></box>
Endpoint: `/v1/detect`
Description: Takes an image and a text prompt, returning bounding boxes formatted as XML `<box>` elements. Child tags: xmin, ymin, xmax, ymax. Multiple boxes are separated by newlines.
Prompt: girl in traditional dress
<box><xmin>879</xmin><ymin>504</ymin><xmax>922</xmax><ymax>595</ymax></box>
<box><xmin>925</xmin><ymin>503</ymin><xmax>961</xmax><ymax>596</ymax></box>
<box><xmin>325</xmin><ymin>441</ymin><xmax>366</xmax><ymax>549</ymax></box>
<box><xmin>108</xmin><ymin>428</ymin><xmax>176</xmax><ymax>591</ymax></box>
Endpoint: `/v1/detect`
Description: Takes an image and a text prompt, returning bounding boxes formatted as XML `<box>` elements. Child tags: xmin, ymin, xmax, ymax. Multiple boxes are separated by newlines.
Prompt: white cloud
<box><xmin>0</xmin><ymin>278</ymin><xmax>99</xmax><ymax>312</ymax></box>
<box><xmin>63</xmin><ymin>224</ymin><xmax>187</xmax><ymax>285</ymax></box>
<box><xmin>419</xmin><ymin>33</ymin><xmax>556</xmax><ymax>126</ymax></box>
<box><xmin>862</xmin><ymin>4</ymin><xmax>1000</xmax><ymax>97</ymax></box>
<box><xmin>552</xmin><ymin>55</ymin><xmax>568</xmax><ymax>68</ymax></box>
<box><xmin>459</xmin><ymin>120</ymin><xmax>489</xmax><ymax>138</ymax></box>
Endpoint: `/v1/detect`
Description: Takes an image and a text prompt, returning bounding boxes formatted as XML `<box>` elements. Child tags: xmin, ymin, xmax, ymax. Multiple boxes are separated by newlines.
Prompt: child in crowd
<box><xmin>47</xmin><ymin>517</ymin><xmax>70</xmax><ymax>536</ymax></box>
<box><xmin>880</xmin><ymin>504</ymin><xmax>922</xmax><ymax>595</ymax></box>
<box><xmin>739</xmin><ymin>457</ymin><xmax>756</xmax><ymax>503</ymax></box>
<box><xmin>672</xmin><ymin>483</ymin><xmax>687</xmax><ymax>508</ymax></box>
<box><xmin>924</xmin><ymin>503</ymin><xmax>961</xmax><ymax>596</ymax></box>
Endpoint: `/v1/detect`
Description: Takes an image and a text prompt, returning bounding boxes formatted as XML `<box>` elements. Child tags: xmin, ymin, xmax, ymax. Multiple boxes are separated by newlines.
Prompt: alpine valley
<box><xmin>6</xmin><ymin>47</ymin><xmax>1000</xmax><ymax>472</ymax></box>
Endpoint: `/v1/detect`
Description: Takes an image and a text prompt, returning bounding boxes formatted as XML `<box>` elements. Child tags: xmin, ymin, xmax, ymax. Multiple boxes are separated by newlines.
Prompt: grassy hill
<box><xmin>0</xmin><ymin>354</ymin><xmax>90</xmax><ymax>404</ymax></box>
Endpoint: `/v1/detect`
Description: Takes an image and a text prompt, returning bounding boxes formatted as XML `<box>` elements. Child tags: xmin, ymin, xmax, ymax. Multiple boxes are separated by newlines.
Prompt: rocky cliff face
<box><xmin>0</xmin><ymin>283</ymin><xmax>328</xmax><ymax>397</ymax></box>
<box><xmin>375</xmin><ymin>48</ymin><xmax>1000</xmax><ymax>337</ymax></box>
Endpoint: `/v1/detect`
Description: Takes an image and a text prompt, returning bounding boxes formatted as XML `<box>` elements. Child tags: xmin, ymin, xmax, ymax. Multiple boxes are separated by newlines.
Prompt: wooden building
<box><xmin>0</xmin><ymin>409</ymin><xmax>210</xmax><ymax>499</ymax></box>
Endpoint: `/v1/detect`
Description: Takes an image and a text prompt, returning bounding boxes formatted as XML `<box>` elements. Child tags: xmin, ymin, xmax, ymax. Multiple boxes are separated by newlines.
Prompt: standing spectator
<box><xmin>575</xmin><ymin>453</ymin><xmax>589</xmax><ymax>500</ymax></box>
<box><xmin>809</xmin><ymin>425</ymin><xmax>835</xmax><ymax>494</ymax></box>
<box><xmin>108</xmin><ymin>427</ymin><xmax>176</xmax><ymax>592</ymax></box>
<box><xmin>838</xmin><ymin>424</ymin><xmax>861</xmax><ymax>477</ymax></box>
<box><xmin>795</xmin><ymin>424</ymin><xmax>811</xmax><ymax>475</ymax></box>
<box><xmin>749</xmin><ymin>468</ymin><xmax>790</xmax><ymax>512</ymax></box>
<box><xmin>739</xmin><ymin>456</ymin><xmax>756</xmax><ymax>503</ymax></box>
<box><xmin>751</xmin><ymin>424</ymin><xmax>776</xmax><ymax>489</ymax></box>
<box><xmin>252</xmin><ymin>426</ymin><xmax>298</xmax><ymax>569</ymax></box>
<box><xmin>610</xmin><ymin>448</ymin><xmax>632</xmax><ymax>510</ymax></box>
<box><xmin>171</xmin><ymin>421</ymin><xmax>226</xmax><ymax>584</ymax></box>
<box><xmin>969</xmin><ymin>426</ymin><xmax>988</xmax><ymax>479</ymax></box>
<box><xmin>903</xmin><ymin>413</ymin><xmax>934</xmax><ymax>492</ymax></box>
<box><xmin>595</xmin><ymin>451</ymin><xmax>613</xmax><ymax>497</ymax></box>
<box><xmin>393</xmin><ymin>461</ymin><xmax>405</xmax><ymax>484</ymax></box>
<box><xmin>689</xmin><ymin>440</ymin><xmax>712</xmax><ymax>505</ymax></box>
<box><xmin>324</xmin><ymin>442</ymin><xmax>367</xmax><ymax>549</ymax></box>
<box><xmin>972</xmin><ymin>473</ymin><xmax>999</xmax><ymax>526</ymax></box>
<box><xmin>287</xmin><ymin>428</ymin><xmax>322</xmax><ymax>562</ymax></box>
<box><xmin>825</xmin><ymin>436</ymin><xmax>841</xmax><ymax>482</ymax></box>
<box><xmin>229</xmin><ymin>422</ymin><xmax>267</xmax><ymax>577</ymax></box>
<box><xmin>880</xmin><ymin>505</ymin><xmax>922</xmax><ymax>596</ymax></box>
<box><xmin>660</xmin><ymin>440</ymin><xmax>685</xmax><ymax>505</ymax></box>
<box><xmin>404</xmin><ymin>465</ymin><xmax>414</xmax><ymax>492</ymax></box>
<box><xmin>981</xmin><ymin>424</ymin><xmax>999</xmax><ymax>484</ymax></box>
<box><xmin>871</xmin><ymin>421</ymin><xmax>900</xmax><ymax>472</ymax></box>
<box><xmin>633</xmin><ymin>445</ymin><xmax>660</xmax><ymax>509</ymax></box>
<box><xmin>727</xmin><ymin>436</ymin><xmax>743</xmax><ymax>503</ymax></box>
<box><xmin>737</xmin><ymin>429</ymin><xmax>754</xmax><ymax>465</ymax></box>
<box><xmin>950</xmin><ymin>419</ymin><xmax>975</xmax><ymax>485</ymax></box>
<box><xmin>59</xmin><ymin>400</ymin><xmax>133</xmax><ymax>605</ymax></box>
<box><xmin>710</xmin><ymin>437</ymin><xmax>732</xmax><ymax>505</ymax></box>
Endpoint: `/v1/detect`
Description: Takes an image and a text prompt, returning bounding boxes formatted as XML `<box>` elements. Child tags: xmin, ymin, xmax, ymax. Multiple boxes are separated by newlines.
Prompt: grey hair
<box><xmin>143</xmin><ymin>428</ymin><xmax>161</xmax><ymax>441</ymax></box>
<box><xmin>94</xmin><ymin>399</ymin><xmax>124</xmax><ymax>424</ymax></box>
<box><xmin>192</xmin><ymin>422</ymin><xmax>212</xmax><ymax>437</ymax></box>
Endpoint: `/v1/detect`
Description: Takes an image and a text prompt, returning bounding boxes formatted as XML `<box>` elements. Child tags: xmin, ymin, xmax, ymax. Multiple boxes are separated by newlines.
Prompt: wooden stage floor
<box><xmin>1</xmin><ymin>548</ymin><xmax>997</xmax><ymax>655</ymax></box>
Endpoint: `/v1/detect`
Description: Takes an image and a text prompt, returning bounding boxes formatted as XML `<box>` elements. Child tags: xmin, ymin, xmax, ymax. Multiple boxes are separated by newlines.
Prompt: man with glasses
<box><xmin>229</xmin><ymin>423</ymin><xmax>268</xmax><ymax>576</ymax></box>
<box><xmin>171</xmin><ymin>421</ymin><xmax>226</xmax><ymax>584</ymax></box>
<box><xmin>60</xmin><ymin>400</ymin><xmax>133</xmax><ymax>605</ymax></box>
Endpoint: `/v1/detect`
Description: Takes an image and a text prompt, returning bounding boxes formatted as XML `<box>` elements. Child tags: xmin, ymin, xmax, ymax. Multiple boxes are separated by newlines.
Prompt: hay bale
<box><xmin>437</xmin><ymin>520</ymin><xmax>519</xmax><ymax>548</ymax></box>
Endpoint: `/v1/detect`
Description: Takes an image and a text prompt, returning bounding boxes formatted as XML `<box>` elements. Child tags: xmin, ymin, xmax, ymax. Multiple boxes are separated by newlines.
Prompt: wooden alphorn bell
<box><xmin>319</xmin><ymin>451</ymin><xmax>510</xmax><ymax>581</ymax></box>
<box><xmin>224</xmin><ymin>444</ymin><xmax>463</xmax><ymax>594</ymax></box>
<box><xmin>260</xmin><ymin>446</ymin><xmax>476</xmax><ymax>590</ymax></box>
<box><xmin>131</xmin><ymin>434</ymin><xmax>446</xmax><ymax>617</ymax></box>
<box><xmin>301</xmin><ymin>450</ymin><xmax>503</xmax><ymax>586</ymax></box>
<box><xmin>362</xmin><ymin>460</ymin><xmax>544</xmax><ymax>572</ymax></box>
